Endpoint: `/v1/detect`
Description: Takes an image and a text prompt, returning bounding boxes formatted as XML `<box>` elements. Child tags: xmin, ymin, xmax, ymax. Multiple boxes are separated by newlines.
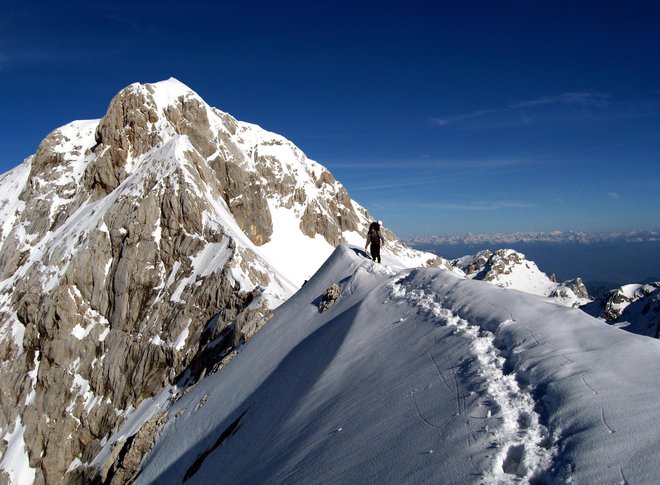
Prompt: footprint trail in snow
<box><xmin>390</xmin><ymin>273</ymin><xmax>556</xmax><ymax>482</ymax></box>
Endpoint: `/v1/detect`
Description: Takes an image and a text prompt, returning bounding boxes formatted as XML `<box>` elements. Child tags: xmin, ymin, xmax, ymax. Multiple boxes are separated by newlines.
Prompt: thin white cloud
<box><xmin>1</xmin><ymin>50</ymin><xmax>82</xmax><ymax>66</ymax></box>
<box><xmin>433</xmin><ymin>92</ymin><xmax>611</xmax><ymax>128</ymax></box>
<box><xmin>102</xmin><ymin>13</ymin><xmax>143</xmax><ymax>30</ymax></box>
<box><xmin>432</xmin><ymin>108</ymin><xmax>498</xmax><ymax>126</ymax></box>
<box><xmin>348</xmin><ymin>178</ymin><xmax>441</xmax><ymax>192</ymax></box>
<box><xmin>510</xmin><ymin>92</ymin><xmax>610</xmax><ymax>109</ymax></box>
<box><xmin>608</xmin><ymin>192</ymin><xmax>621</xmax><ymax>200</ymax></box>
<box><xmin>409</xmin><ymin>200</ymin><xmax>536</xmax><ymax>211</ymax></box>
<box><xmin>329</xmin><ymin>157</ymin><xmax>532</xmax><ymax>171</ymax></box>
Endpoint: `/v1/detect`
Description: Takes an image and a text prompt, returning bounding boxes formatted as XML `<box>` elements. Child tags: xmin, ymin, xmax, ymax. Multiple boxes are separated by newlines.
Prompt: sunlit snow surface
<box><xmin>136</xmin><ymin>245</ymin><xmax>660</xmax><ymax>484</ymax></box>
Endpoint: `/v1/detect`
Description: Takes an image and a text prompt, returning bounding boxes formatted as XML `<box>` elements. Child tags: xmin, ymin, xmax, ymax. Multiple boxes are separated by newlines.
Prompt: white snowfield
<box><xmin>136</xmin><ymin>245</ymin><xmax>660</xmax><ymax>484</ymax></box>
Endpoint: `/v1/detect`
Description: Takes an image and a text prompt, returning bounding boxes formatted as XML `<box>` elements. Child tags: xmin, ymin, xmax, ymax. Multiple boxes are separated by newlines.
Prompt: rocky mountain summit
<box><xmin>0</xmin><ymin>78</ymin><xmax>439</xmax><ymax>484</ymax></box>
<box><xmin>452</xmin><ymin>249</ymin><xmax>591</xmax><ymax>307</ymax></box>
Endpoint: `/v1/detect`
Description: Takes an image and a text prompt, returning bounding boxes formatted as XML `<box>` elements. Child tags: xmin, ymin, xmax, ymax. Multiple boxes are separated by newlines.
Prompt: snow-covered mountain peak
<box><xmin>453</xmin><ymin>248</ymin><xmax>591</xmax><ymax>307</ymax></box>
<box><xmin>602</xmin><ymin>283</ymin><xmax>660</xmax><ymax>322</ymax></box>
<box><xmin>0</xmin><ymin>79</ymin><xmax>439</xmax><ymax>484</ymax></box>
<box><xmin>582</xmin><ymin>281</ymin><xmax>660</xmax><ymax>338</ymax></box>
<box><xmin>141</xmin><ymin>77</ymin><xmax>198</xmax><ymax>109</ymax></box>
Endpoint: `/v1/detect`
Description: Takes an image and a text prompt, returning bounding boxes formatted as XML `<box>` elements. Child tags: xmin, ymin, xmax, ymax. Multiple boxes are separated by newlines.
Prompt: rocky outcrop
<box><xmin>458</xmin><ymin>249</ymin><xmax>493</xmax><ymax>277</ymax></box>
<box><xmin>549</xmin><ymin>278</ymin><xmax>589</xmax><ymax>302</ymax></box>
<box><xmin>318</xmin><ymin>284</ymin><xmax>341</xmax><ymax>313</ymax></box>
<box><xmin>85</xmin><ymin>85</ymin><xmax>166</xmax><ymax>197</ymax></box>
<box><xmin>94</xmin><ymin>411</ymin><xmax>169</xmax><ymax>485</ymax></box>
<box><xmin>566</xmin><ymin>278</ymin><xmax>590</xmax><ymax>300</ymax></box>
<box><xmin>601</xmin><ymin>285</ymin><xmax>653</xmax><ymax>321</ymax></box>
<box><xmin>586</xmin><ymin>283</ymin><xmax>660</xmax><ymax>338</ymax></box>
<box><xmin>452</xmin><ymin>249</ymin><xmax>591</xmax><ymax>307</ymax></box>
<box><xmin>453</xmin><ymin>249</ymin><xmax>526</xmax><ymax>282</ymax></box>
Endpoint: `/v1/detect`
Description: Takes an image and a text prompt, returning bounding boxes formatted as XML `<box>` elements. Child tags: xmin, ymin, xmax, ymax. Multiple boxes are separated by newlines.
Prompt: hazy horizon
<box><xmin>404</xmin><ymin>227</ymin><xmax>660</xmax><ymax>241</ymax></box>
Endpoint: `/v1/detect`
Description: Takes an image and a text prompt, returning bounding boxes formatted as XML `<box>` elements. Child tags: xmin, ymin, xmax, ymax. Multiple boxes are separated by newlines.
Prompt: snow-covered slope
<box><xmin>453</xmin><ymin>249</ymin><xmax>591</xmax><ymax>307</ymax></box>
<box><xmin>0</xmin><ymin>78</ymin><xmax>440</xmax><ymax>483</ymax></box>
<box><xmin>134</xmin><ymin>245</ymin><xmax>660</xmax><ymax>484</ymax></box>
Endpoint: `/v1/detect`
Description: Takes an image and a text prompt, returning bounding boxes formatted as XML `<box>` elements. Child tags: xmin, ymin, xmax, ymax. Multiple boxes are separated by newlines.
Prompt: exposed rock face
<box><xmin>566</xmin><ymin>278</ymin><xmax>590</xmax><ymax>300</ymax></box>
<box><xmin>209</xmin><ymin>155</ymin><xmax>273</xmax><ymax>246</ymax></box>
<box><xmin>461</xmin><ymin>250</ymin><xmax>493</xmax><ymax>277</ymax></box>
<box><xmin>95</xmin><ymin>411</ymin><xmax>169</xmax><ymax>485</ymax></box>
<box><xmin>0</xmin><ymin>78</ymin><xmax>436</xmax><ymax>484</ymax></box>
<box><xmin>601</xmin><ymin>285</ymin><xmax>651</xmax><ymax>321</ymax></box>
<box><xmin>452</xmin><ymin>249</ymin><xmax>591</xmax><ymax>307</ymax></box>
<box><xmin>87</xmin><ymin>86</ymin><xmax>158</xmax><ymax>196</ymax></box>
<box><xmin>453</xmin><ymin>249</ymin><xmax>528</xmax><ymax>282</ymax></box>
<box><xmin>549</xmin><ymin>278</ymin><xmax>589</xmax><ymax>302</ymax></box>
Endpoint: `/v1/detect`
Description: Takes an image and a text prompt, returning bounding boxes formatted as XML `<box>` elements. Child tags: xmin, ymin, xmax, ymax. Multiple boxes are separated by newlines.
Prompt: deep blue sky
<box><xmin>1</xmin><ymin>1</ymin><xmax>659</xmax><ymax>237</ymax></box>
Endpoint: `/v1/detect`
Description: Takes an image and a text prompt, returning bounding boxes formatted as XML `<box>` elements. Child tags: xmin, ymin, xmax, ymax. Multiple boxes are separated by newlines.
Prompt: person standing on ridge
<box><xmin>365</xmin><ymin>220</ymin><xmax>385</xmax><ymax>263</ymax></box>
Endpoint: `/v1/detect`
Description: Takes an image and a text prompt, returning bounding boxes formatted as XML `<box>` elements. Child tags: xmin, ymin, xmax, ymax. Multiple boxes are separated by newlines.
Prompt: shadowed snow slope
<box><xmin>137</xmin><ymin>245</ymin><xmax>660</xmax><ymax>484</ymax></box>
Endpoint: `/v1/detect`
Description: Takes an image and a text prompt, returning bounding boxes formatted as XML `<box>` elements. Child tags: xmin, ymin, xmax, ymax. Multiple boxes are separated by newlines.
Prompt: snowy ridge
<box><xmin>134</xmin><ymin>245</ymin><xmax>660</xmax><ymax>484</ymax></box>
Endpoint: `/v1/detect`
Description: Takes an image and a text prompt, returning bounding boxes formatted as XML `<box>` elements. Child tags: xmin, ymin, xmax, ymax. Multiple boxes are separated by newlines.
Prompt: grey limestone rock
<box><xmin>86</xmin><ymin>86</ymin><xmax>159</xmax><ymax>196</ymax></box>
<box><xmin>92</xmin><ymin>411</ymin><xmax>169</xmax><ymax>485</ymax></box>
<box><xmin>565</xmin><ymin>278</ymin><xmax>589</xmax><ymax>300</ymax></box>
<box><xmin>318</xmin><ymin>284</ymin><xmax>342</xmax><ymax>313</ymax></box>
<box><xmin>209</xmin><ymin>155</ymin><xmax>273</xmax><ymax>246</ymax></box>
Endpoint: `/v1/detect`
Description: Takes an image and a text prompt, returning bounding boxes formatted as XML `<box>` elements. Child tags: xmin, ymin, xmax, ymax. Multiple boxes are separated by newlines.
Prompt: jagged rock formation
<box><xmin>452</xmin><ymin>249</ymin><xmax>591</xmax><ymax>307</ymax></box>
<box><xmin>0</xmin><ymin>78</ymin><xmax>438</xmax><ymax>484</ymax></box>
<box><xmin>549</xmin><ymin>278</ymin><xmax>590</xmax><ymax>302</ymax></box>
<box><xmin>582</xmin><ymin>283</ymin><xmax>660</xmax><ymax>338</ymax></box>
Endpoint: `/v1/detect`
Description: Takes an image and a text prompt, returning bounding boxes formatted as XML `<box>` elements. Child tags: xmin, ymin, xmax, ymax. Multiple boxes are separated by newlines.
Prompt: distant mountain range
<box><xmin>406</xmin><ymin>229</ymin><xmax>660</xmax><ymax>245</ymax></box>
